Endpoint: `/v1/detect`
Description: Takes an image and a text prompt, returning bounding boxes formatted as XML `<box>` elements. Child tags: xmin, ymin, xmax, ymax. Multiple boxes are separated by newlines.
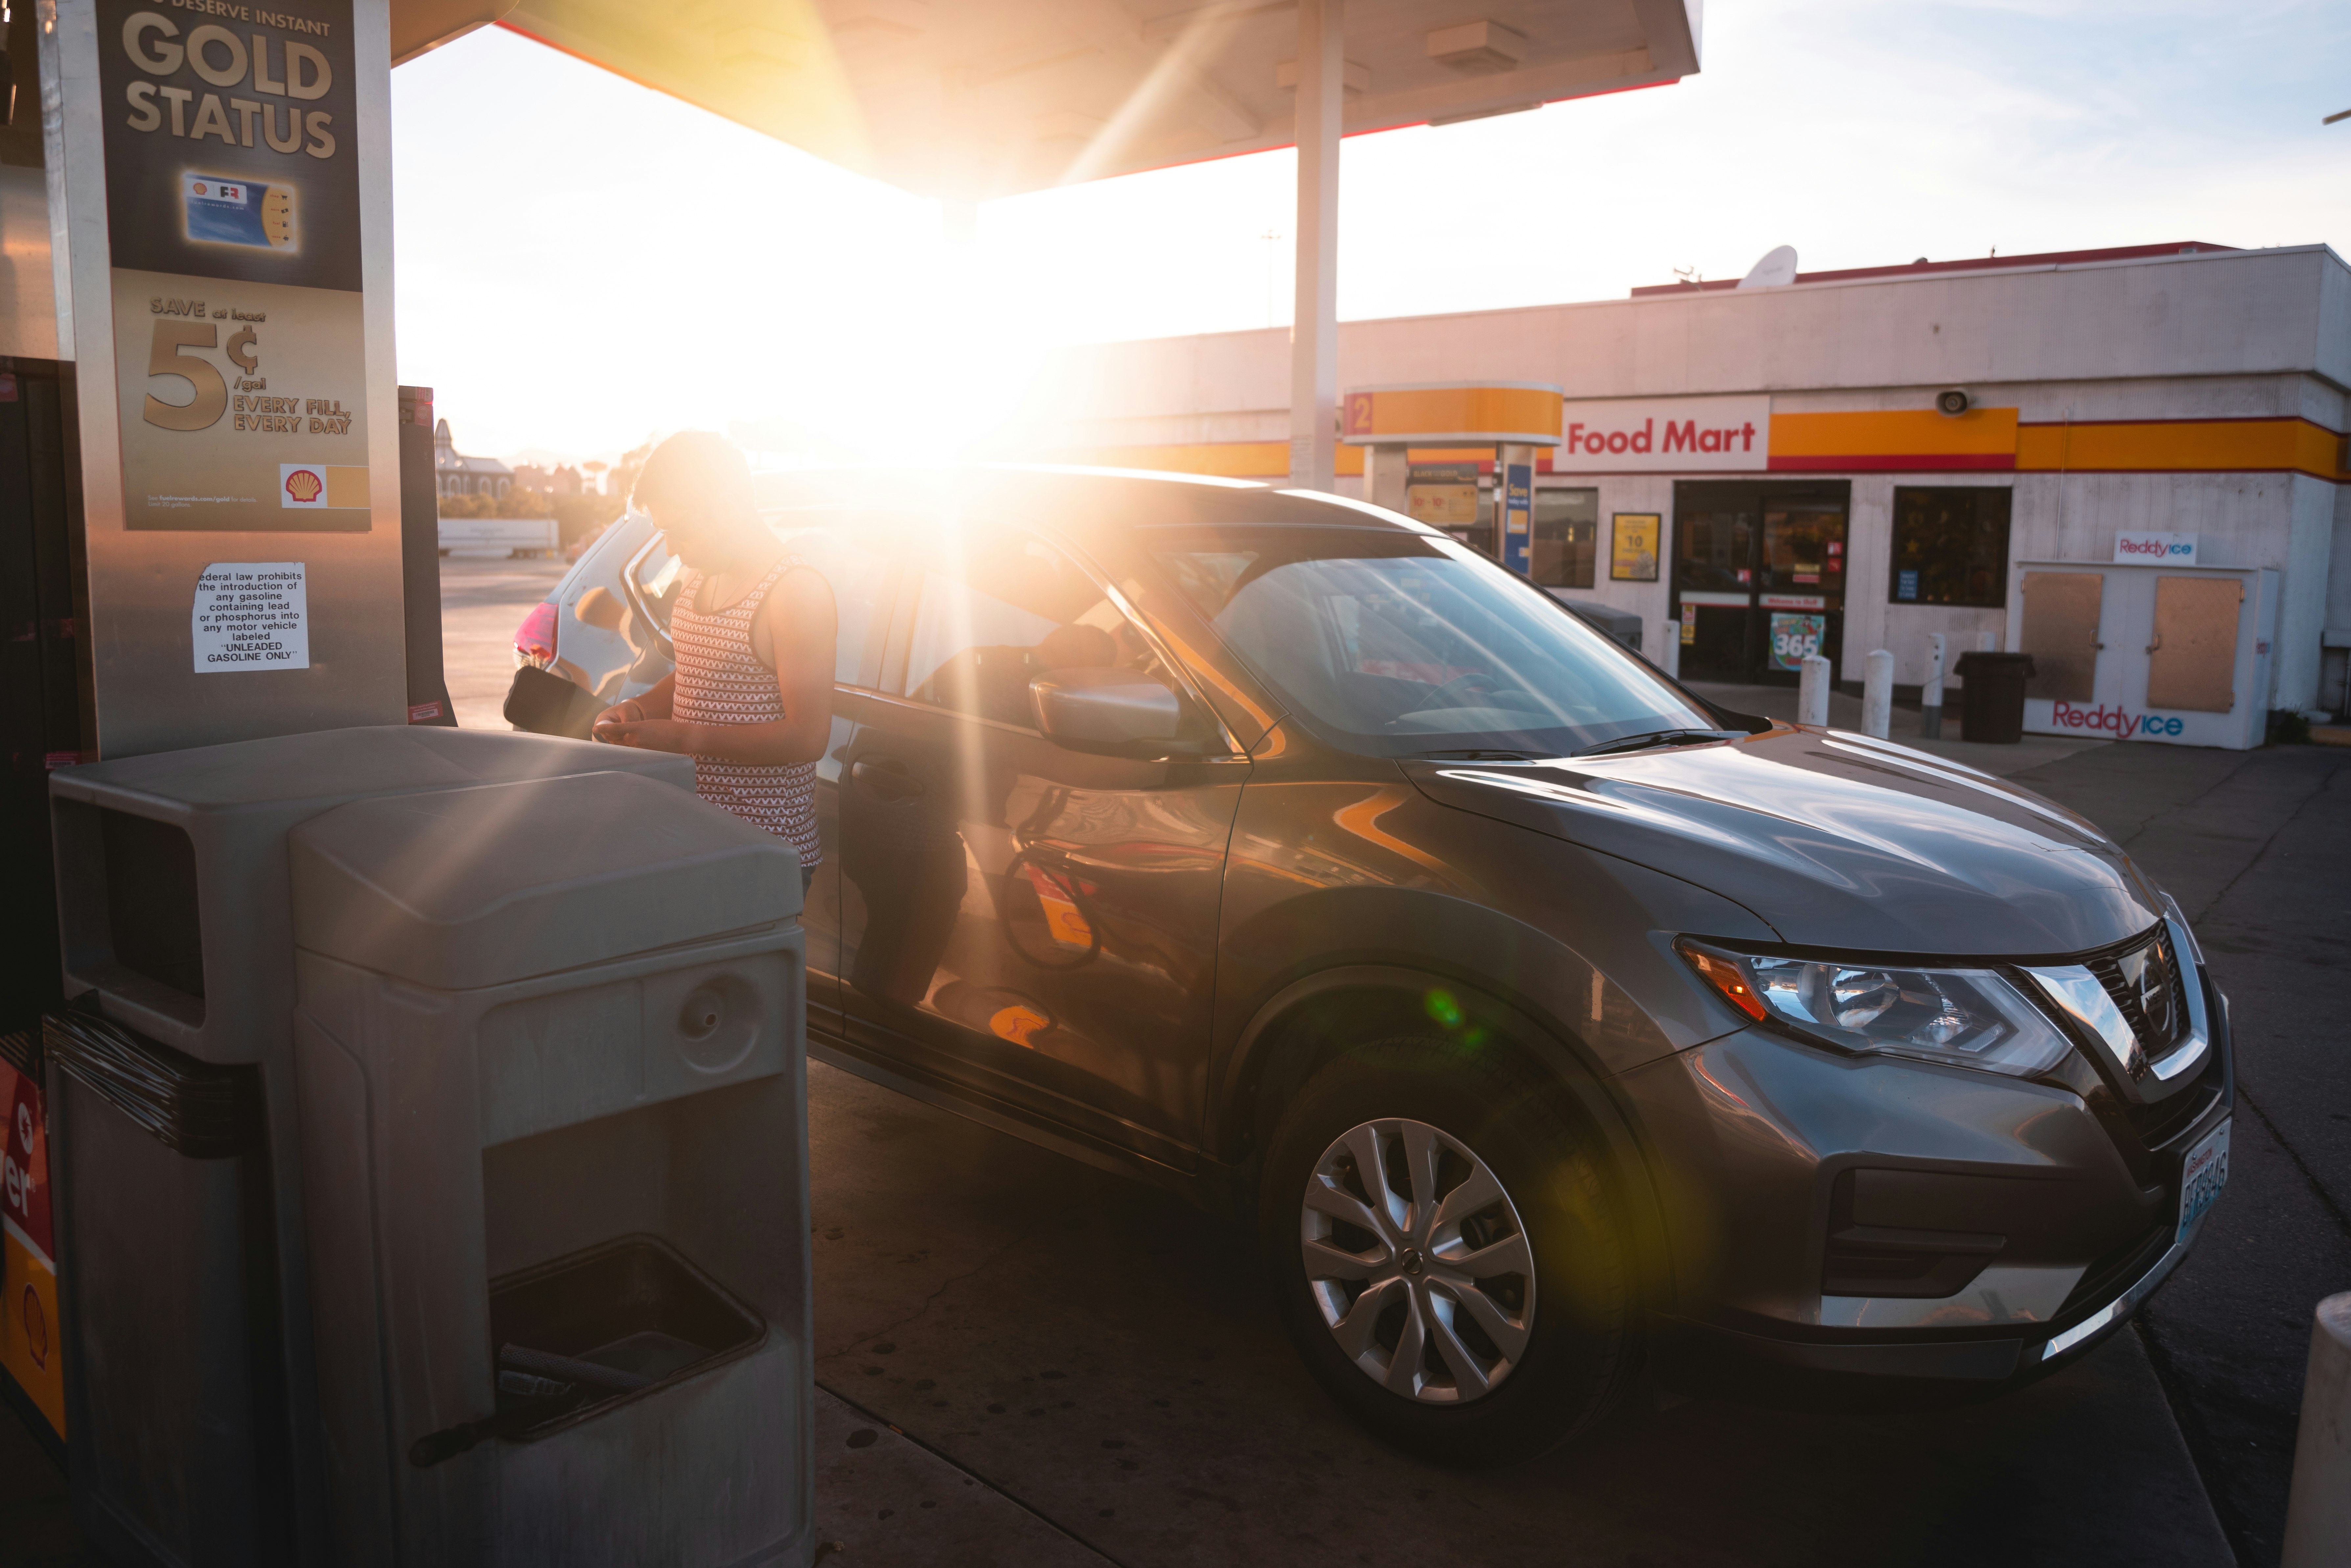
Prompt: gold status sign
<box><xmin>100</xmin><ymin>0</ymin><xmax>368</xmax><ymax>531</ymax></box>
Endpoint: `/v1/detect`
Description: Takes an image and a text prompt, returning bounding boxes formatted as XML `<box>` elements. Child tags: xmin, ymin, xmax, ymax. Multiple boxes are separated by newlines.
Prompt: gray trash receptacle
<box><xmin>44</xmin><ymin>727</ymin><xmax>699</xmax><ymax>1565</ymax></box>
<box><xmin>289</xmin><ymin>768</ymin><xmax>811</xmax><ymax>1566</ymax></box>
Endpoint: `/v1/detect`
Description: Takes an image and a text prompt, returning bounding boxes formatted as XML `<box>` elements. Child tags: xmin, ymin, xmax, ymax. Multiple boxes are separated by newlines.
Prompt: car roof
<box><xmin>747</xmin><ymin>463</ymin><xmax>1441</xmax><ymax>541</ymax></box>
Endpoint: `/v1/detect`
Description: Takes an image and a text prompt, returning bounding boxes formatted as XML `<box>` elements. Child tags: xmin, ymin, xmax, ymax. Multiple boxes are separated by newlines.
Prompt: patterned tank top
<box><xmin>671</xmin><ymin>556</ymin><xmax>823</xmax><ymax>868</ymax></box>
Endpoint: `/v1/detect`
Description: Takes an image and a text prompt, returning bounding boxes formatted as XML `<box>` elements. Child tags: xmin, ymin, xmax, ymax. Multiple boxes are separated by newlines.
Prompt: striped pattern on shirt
<box><xmin>671</xmin><ymin>556</ymin><xmax>823</xmax><ymax>868</ymax></box>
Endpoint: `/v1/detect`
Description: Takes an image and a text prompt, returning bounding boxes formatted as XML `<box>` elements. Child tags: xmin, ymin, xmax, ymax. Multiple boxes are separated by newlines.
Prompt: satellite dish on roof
<box><xmin>1736</xmin><ymin>245</ymin><xmax>1799</xmax><ymax>289</ymax></box>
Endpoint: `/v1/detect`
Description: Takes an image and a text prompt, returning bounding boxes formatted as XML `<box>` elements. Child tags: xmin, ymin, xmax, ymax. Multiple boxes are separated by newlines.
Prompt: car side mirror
<box><xmin>1030</xmin><ymin>667</ymin><xmax>1187</xmax><ymax>758</ymax></box>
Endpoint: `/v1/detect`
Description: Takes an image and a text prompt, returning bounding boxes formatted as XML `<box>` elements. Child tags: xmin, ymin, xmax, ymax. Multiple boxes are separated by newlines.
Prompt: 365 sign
<box><xmin>1551</xmin><ymin>396</ymin><xmax>1772</xmax><ymax>474</ymax></box>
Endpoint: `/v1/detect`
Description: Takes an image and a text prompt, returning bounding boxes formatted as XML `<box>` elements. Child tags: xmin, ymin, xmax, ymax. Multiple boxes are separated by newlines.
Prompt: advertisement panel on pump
<box><xmin>101</xmin><ymin>0</ymin><xmax>369</xmax><ymax>534</ymax></box>
<box><xmin>51</xmin><ymin>0</ymin><xmax>401</xmax><ymax>757</ymax></box>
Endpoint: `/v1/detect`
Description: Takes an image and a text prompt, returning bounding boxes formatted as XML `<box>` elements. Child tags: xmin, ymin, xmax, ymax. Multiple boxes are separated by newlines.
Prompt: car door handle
<box><xmin>851</xmin><ymin>758</ymin><xmax>923</xmax><ymax>801</ymax></box>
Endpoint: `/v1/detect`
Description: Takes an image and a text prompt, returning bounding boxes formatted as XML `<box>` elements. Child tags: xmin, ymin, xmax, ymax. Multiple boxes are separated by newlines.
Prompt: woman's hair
<box><xmin>632</xmin><ymin>431</ymin><xmax>757</xmax><ymax>525</ymax></box>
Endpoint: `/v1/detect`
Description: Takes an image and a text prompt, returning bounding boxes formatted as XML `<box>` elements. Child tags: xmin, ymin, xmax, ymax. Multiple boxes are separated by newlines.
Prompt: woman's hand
<box><xmin>591</xmin><ymin>715</ymin><xmax>699</xmax><ymax>753</ymax></box>
<box><xmin>590</xmin><ymin>698</ymin><xmax>643</xmax><ymax>744</ymax></box>
<box><xmin>591</xmin><ymin>699</ymin><xmax>693</xmax><ymax>752</ymax></box>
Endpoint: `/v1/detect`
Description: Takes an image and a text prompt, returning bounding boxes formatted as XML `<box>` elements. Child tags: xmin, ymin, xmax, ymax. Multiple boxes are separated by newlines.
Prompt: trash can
<box><xmin>288</xmin><ymin>768</ymin><xmax>810</xmax><ymax>1566</ymax></box>
<box><xmin>1954</xmin><ymin>651</ymin><xmax>2037</xmax><ymax>744</ymax></box>
<box><xmin>42</xmin><ymin>1002</ymin><xmax>289</xmax><ymax>1563</ymax></box>
<box><xmin>44</xmin><ymin>727</ymin><xmax>699</xmax><ymax>1565</ymax></box>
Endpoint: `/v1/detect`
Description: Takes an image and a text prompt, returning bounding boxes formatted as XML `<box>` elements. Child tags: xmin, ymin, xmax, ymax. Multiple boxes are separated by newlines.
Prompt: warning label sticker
<box><xmin>192</xmin><ymin>562</ymin><xmax>310</xmax><ymax>672</ymax></box>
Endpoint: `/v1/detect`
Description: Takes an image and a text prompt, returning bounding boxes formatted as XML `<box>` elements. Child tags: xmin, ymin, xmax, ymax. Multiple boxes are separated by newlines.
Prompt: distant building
<box><xmin>513</xmin><ymin>462</ymin><xmax>585</xmax><ymax>497</ymax></box>
<box><xmin>1029</xmin><ymin>240</ymin><xmax>2351</xmax><ymax>735</ymax></box>
<box><xmin>435</xmin><ymin>419</ymin><xmax>513</xmax><ymax>499</ymax></box>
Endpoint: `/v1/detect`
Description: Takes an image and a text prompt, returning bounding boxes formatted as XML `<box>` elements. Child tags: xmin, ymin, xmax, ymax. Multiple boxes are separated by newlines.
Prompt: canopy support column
<box><xmin>1289</xmin><ymin>0</ymin><xmax>1342</xmax><ymax>491</ymax></box>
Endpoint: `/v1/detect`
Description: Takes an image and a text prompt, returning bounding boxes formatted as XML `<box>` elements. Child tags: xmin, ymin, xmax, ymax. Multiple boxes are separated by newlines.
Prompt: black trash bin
<box><xmin>1954</xmin><ymin>651</ymin><xmax>2037</xmax><ymax>744</ymax></box>
<box><xmin>42</xmin><ymin>1003</ymin><xmax>294</xmax><ymax>1567</ymax></box>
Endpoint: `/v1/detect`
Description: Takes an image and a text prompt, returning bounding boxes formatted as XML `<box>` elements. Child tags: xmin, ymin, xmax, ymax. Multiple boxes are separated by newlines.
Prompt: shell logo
<box><xmin>284</xmin><ymin>468</ymin><xmax>324</xmax><ymax>503</ymax></box>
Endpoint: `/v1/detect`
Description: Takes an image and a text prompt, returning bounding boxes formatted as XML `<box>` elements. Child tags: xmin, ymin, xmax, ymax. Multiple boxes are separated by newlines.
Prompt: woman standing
<box><xmin>591</xmin><ymin>432</ymin><xmax>834</xmax><ymax>893</ymax></box>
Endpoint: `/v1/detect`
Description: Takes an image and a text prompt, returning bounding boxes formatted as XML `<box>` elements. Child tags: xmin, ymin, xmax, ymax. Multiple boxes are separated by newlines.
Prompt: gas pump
<box><xmin>4</xmin><ymin>5</ymin><xmax>811</xmax><ymax>1560</ymax></box>
<box><xmin>1342</xmin><ymin>382</ymin><xmax>1562</xmax><ymax>570</ymax></box>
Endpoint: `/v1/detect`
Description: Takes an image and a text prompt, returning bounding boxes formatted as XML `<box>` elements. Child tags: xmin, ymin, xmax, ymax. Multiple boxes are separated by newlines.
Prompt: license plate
<box><xmin>2177</xmin><ymin>1119</ymin><xmax>2230</xmax><ymax>1245</ymax></box>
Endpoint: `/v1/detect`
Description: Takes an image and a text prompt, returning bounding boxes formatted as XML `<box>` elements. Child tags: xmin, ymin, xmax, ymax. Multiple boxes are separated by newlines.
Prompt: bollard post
<box><xmin>1862</xmin><ymin>650</ymin><xmax>1894</xmax><ymax>739</ymax></box>
<box><xmin>2283</xmin><ymin>1291</ymin><xmax>2351</xmax><ymax>1567</ymax></box>
<box><xmin>1662</xmin><ymin>624</ymin><xmax>1680</xmax><ymax>680</ymax></box>
<box><xmin>1798</xmin><ymin>654</ymin><xmax>1832</xmax><ymax>728</ymax></box>
<box><xmin>1920</xmin><ymin>633</ymin><xmax>1947</xmax><ymax>740</ymax></box>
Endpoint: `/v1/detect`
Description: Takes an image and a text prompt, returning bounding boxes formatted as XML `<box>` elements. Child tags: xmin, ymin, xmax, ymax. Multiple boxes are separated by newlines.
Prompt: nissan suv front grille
<box><xmin>2087</xmin><ymin>930</ymin><xmax>2190</xmax><ymax>1061</ymax></box>
<box><xmin>2026</xmin><ymin>920</ymin><xmax>2211</xmax><ymax>1092</ymax></box>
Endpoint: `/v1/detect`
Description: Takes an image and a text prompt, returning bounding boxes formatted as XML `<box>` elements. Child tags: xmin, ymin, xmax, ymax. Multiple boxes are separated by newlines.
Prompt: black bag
<box><xmin>504</xmin><ymin>664</ymin><xmax>604</xmax><ymax>740</ymax></box>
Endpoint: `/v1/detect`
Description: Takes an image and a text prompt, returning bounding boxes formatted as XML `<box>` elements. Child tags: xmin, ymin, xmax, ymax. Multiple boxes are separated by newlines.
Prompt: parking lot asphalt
<box><xmin>803</xmin><ymin>1056</ymin><xmax>2227</xmax><ymax>1568</ymax></box>
<box><xmin>2011</xmin><ymin>740</ymin><xmax>2351</xmax><ymax>1567</ymax></box>
<box><xmin>5</xmin><ymin>610</ymin><xmax>2342</xmax><ymax>1566</ymax></box>
<box><xmin>435</xmin><ymin>551</ymin><xmax>569</xmax><ymax>730</ymax></box>
<box><xmin>796</xmin><ymin>730</ymin><xmax>2346</xmax><ymax>1568</ymax></box>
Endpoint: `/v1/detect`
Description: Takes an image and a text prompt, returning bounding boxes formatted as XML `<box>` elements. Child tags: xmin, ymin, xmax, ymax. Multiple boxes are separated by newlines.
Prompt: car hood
<box><xmin>1401</xmin><ymin>727</ymin><xmax>2159</xmax><ymax>957</ymax></box>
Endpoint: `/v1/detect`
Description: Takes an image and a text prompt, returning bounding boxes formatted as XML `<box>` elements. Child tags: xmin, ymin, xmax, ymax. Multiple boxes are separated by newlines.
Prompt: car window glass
<box><xmin>901</xmin><ymin>533</ymin><xmax>1166</xmax><ymax>727</ymax></box>
<box><xmin>627</xmin><ymin>531</ymin><xmax>686</xmax><ymax>624</ymax></box>
<box><xmin>770</xmin><ymin>515</ymin><xmax>895</xmax><ymax>688</ymax></box>
<box><xmin>1149</xmin><ymin>525</ymin><xmax>1712</xmax><ymax>758</ymax></box>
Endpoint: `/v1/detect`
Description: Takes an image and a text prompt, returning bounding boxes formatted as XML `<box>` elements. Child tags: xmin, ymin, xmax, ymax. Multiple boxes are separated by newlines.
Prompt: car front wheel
<box><xmin>1260</xmin><ymin>1039</ymin><xmax>1636</xmax><ymax>1466</ymax></box>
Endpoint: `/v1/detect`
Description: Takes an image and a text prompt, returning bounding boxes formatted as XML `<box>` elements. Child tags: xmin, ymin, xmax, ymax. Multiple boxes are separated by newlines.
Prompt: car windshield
<box><xmin>1148</xmin><ymin>525</ymin><xmax>1716</xmax><ymax>758</ymax></box>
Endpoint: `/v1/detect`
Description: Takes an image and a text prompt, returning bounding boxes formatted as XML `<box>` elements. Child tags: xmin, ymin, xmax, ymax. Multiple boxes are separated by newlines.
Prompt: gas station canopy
<box><xmin>391</xmin><ymin>0</ymin><xmax>1704</xmax><ymax>198</ymax></box>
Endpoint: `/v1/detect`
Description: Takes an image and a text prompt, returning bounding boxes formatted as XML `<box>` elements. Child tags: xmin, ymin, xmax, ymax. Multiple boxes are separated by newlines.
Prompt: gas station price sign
<box><xmin>98</xmin><ymin>0</ymin><xmax>369</xmax><ymax>533</ymax></box>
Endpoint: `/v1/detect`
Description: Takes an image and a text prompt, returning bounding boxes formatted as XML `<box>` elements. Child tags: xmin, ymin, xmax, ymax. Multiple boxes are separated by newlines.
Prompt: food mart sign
<box><xmin>1551</xmin><ymin>396</ymin><xmax>1772</xmax><ymax>473</ymax></box>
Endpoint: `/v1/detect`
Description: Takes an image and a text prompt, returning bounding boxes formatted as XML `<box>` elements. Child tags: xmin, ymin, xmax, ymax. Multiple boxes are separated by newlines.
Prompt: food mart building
<box><xmin>1029</xmin><ymin>242</ymin><xmax>2351</xmax><ymax>740</ymax></box>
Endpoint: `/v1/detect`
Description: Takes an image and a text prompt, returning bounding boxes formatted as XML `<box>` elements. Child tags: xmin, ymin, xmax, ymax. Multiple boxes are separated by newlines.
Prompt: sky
<box><xmin>388</xmin><ymin>0</ymin><xmax>2351</xmax><ymax>466</ymax></box>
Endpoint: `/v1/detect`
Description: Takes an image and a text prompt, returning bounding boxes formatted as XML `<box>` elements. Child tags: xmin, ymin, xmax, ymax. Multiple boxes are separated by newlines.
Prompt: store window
<box><xmin>1890</xmin><ymin>488</ymin><xmax>2012</xmax><ymax>609</ymax></box>
<box><xmin>1530</xmin><ymin>488</ymin><xmax>1599</xmax><ymax>588</ymax></box>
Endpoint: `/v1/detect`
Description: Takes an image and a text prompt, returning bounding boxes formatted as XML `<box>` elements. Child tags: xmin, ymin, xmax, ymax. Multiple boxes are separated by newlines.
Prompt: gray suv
<box><xmin>517</xmin><ymin>466</ymin><xmax>2231</xmax><ymax>1464</ymax></box>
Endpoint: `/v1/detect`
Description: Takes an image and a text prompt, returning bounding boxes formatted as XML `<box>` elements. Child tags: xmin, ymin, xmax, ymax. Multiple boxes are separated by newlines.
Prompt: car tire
<box><xmin>1260</xmin><ymin>1037</ymin><xmax>1636</xmax><ymax>1466</ymax></box>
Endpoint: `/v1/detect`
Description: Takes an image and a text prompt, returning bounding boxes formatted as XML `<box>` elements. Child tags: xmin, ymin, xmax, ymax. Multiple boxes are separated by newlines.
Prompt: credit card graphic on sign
<box><xmin>183</xmin><ymin>175</ymin><xmax>296</xmax><ymax>251</ymax></box>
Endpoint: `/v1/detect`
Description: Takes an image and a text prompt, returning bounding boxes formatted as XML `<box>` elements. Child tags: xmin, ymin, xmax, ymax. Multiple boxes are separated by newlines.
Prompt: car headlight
<box><xmin>1676</xmin><ymin>938</ymin><xmax>2073</xmax><ymax>1078</ymax></box>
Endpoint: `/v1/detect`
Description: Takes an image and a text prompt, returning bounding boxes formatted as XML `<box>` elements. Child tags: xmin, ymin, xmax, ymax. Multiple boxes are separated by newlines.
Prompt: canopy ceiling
<box><xmin>393</xmin><ymin>0</ymin><xmax>1703</xmax><ymax>199</ymax></box>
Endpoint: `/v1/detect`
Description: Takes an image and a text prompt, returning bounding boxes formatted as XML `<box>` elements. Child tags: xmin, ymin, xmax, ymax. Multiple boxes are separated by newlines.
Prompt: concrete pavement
<box><xmin>435</xmin><ymin>553</ymin><xmax>568</xmax><ymax>731</ymax></box>
<box><xmin>790</xmin><ymin>728</ymin><xmax>2350</xmax><ymax>1568</ymax></box>
<box><xmin>803</xmin><ymin>1055</ymin><xmax>2226</xmax><ymax>1568</ymax></box>
<box><xmin>2013</xmin><ymin>741</ymin><xmax>2351</xmax><ymax>1566</ymax></box>
<box><xmin>1674</xmin><ymin>696</ymin><xmax>2351</xmax><ymax>1562</ymax></box>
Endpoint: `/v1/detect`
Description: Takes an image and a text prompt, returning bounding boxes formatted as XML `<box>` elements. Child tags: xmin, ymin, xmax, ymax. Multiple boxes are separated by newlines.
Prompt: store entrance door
<box><xmin>1672</xmin><ymin>481</ymin><xmax>1852</xmax><ymax>683</ymax></box>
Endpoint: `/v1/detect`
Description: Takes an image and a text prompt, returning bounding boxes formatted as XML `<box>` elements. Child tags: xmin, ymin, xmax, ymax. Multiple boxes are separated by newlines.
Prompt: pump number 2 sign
<box><xmin>1769</xmin><ymin>613</ymin><xmax>1827</xmax><ymax>672</ymax></box>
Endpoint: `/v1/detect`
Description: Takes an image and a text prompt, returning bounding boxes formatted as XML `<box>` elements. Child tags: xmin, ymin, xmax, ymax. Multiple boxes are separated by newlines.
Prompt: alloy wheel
<box><xmin>1300</xmin><ymin>1118</ymin><xmax>1536</xmax><ymax>1403</ymax></box>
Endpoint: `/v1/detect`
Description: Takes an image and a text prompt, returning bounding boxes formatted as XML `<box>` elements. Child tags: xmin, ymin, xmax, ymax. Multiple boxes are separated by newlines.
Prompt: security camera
<box><xmin>1936</xmin><ymin>389</ymin><xmax>1972</xmax><ymax>416</ymax></box>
